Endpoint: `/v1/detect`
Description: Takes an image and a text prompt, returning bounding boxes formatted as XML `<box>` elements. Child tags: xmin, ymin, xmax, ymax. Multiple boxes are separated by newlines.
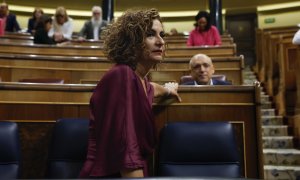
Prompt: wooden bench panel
<box><xmin>166</xmin><ymin>37</ymin><xmax>234</xmax><ymax>48</ymax></box>
<box><xmin>0</xmin><ymin>65</ymin><xmax>243</xmax><ymax>85</ymax></box>
<box><xmin>0</xmin><ymin>54</ymin><xmax>244</xmax><ymax>85</ymax></box>
<box><xmin>0</xmin><ymin>54</ymin><xmax>243</xmax><ymax>70</ymax></box>
<box><xmin>0</xmin><ymin>36</ymin><xmax>34</xmax><ymax>44</ymax></box>
<box><xmin>0</xmin><ymin>54</ymin><xmax>112</xmax><ymax>69</ymax></box>
<box><xmin>164</xmin><ymin>34</ymin><xmax>232</xmax><ymax>41</ymax></box>
<box><xmin>0</xmin><ymin>35</ymin><xmax>106</xmax><ymax>47</ymax></box>
<box><xmin>71</xmin><ymin>36</ymin><xmax>233</xmax><ymax>47</ymax></box>
<box><xmin>0</xmin><ymin>42</ymin><xmax>236</xmax><ymax>58</ymax></box>
<box><xmin>0</xmin><ymin>42</ymin><xmax>104</xmax><ymax>57</ymax></box>
<box><xmin>165</xmin><ymin>44</ymin><xmax>236</xmax><ymax>57</ymax></box>
<box><xmin>0</xmin><ymin>35</ymin><xmax>234</xmax><ymax>47</ymax></box>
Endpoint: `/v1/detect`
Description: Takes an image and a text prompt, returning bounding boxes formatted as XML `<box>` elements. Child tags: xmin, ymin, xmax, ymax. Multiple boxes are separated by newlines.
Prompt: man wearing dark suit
<box><xmin>78</xmin><ymin>6</ymin><xmax>107</xmax><ymax>40</ymax></box>
<box><xmin>0</xmin><ymin>2</ymin><xmax>21</xmax><ymax>32</ymax></box>
<box><xmin>181</xmin><ymin>53</ymin><xmax>231</xmax><ymax>85</ymax></box>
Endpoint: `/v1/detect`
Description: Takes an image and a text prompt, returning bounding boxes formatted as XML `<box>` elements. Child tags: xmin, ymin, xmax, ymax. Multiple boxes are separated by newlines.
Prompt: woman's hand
<box><xmin>164</xmin><ymin>82</ymin><xmax>182</xmax><ymax>102</ymax></box>
<box><xmin>151</xmin><ymin>82</ymin><xmax>181</xmax><ymax>102</ymax></box>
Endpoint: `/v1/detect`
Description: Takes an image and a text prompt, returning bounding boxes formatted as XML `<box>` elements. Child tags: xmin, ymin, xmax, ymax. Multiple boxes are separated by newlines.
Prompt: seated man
<box><xmin>182</xmin><ymin>53</ymin><xmax>231</xmax><ymax>85</ymax></box>
<box><xmin>78</xmin><ymin>6</ymin><xmax>107</xmax><ymax>40</ymax></box>
<box><xmin>0</xmin><ymin>2</ymin><xmax>21</xmax><ymax>32</ymax></box>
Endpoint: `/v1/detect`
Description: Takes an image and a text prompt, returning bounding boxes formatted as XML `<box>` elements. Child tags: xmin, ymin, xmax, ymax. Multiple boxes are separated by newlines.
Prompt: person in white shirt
<box><xmin>48</xmin><ymin>6</ymin><xmax>73</xmax><ymax>42</ymax></box>
<box><xmin>292</xmin><ymin>28</ymin><xmax>300</xmax><ymax>45</ymax></box>
<box><xmin>78</xmin><ymin>6</ymin><xmax>108</xmax><ymax>40</ymax></box>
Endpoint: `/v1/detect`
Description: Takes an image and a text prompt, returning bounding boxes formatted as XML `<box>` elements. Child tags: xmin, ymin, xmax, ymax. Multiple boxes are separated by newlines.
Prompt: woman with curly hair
<box><xmin>79</xmin><ymin>8</ymin><xmax>181</xmax><ymax>178</ymax></box>
<box><xmin>187</xmin><ymin>10</ymin><xmax>221</xmax><ymax>46</ymax></box>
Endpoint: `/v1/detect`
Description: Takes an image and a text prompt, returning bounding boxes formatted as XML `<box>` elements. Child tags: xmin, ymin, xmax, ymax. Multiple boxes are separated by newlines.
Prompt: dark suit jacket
<box><xmin>34</xmin><ymin>29</ymin><xmax>56</xmax><ymax>44</ymax></box>
<box><xmin>182</xmin><ymin>79</ymin><xmax>232</xmax><ymax>85</ymax></box>
<box><xmin>27</xmin><ymin>18</ymin><xmax>36</xmax><ymax>34</ymax></box>
<box><xmin>78</xmin><ymin>20</ymin><xmax>107</xmax><ymax>39</ymax></box>
<box><xmin>5</xmin><ymin>13</ymin><xmax>21</xmax><ymax>32</ymax></box>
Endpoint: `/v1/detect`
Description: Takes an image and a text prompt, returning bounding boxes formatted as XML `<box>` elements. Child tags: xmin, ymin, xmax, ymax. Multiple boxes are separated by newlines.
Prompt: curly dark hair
<box><xmin>102</xmin><ymin>8</ymin><xmax>162</xmax><ymax>70</ymax></box>
<box><xmin>194</xmin><ymin>11</ymin><xmax>211</xmax><ymax>31</ymax></box>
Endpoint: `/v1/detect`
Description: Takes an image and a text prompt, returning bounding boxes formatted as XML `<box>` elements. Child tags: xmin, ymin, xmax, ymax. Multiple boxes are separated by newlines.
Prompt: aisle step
<box><xmin>264</xmin><ymin>165</ymin><xmax>300</xmax><ymax>180</ymax></box>
<box><xmin>261</xmin><ymin>109</ymin><xmax>276</xmax><ymax>116</ymax></box>
<box><xmin>264</xmin><ymin>149</ymin><xmax>300</xmax><ymax>166</ymax></box>
<box><xmin>263</xmin><ymin>136</ymin><xmax>294</xmax><ymax>149</ymax></box>
<box><xmin>261</xmin><ymin>116</ymin><xmax>284</xmax><ymax>125</ymax></box>
<box><xmin>262</xmin><ymin>125</ymin><xmax>288</xmax><ymax>136</ymax></box>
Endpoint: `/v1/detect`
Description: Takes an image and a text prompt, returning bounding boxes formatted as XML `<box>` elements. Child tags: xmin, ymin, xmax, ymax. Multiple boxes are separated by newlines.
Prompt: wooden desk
<box><xmin>0</xmin><ymin>42</ymin><xmax>236</xmax><ymax>58</ymax></box>
<box><xmin>0</xmin><ymin>65</ymin><xmax>243</xmax><ymax>85</ymax></box>
<box><xmin>166</xmin><ymin>37</ymin><xmax>234</xmax><ymax>48</ymax></box>
<box><xmin>0</xmin><ymin>54</ymin><xmax>244</xmax><ymax>85</ymax></box>
<box><xmin>165</xmin><ymin>44</ymin><xmax>236</xmax><ymax>57</ymax></box>
<box><xmin>0</xmin><ymin>54</ymin><xmax>243</xmax><ymax>70</ymax></box>
<box><xmin>0</xmin><ymin>35</ymin><xmax>233</xmax><ymax>47</ymax></box>
<box><xmin>164</xmin><ymin>34</ymin><xmax>232</xmax><ymax>41</ymax></box>
<box><xmin>0</xmin><ymin>35</ymin><xmax>34</xmax><ymax>44</ymax></box>
<box><xmin>0</xmin><ymin>42</ymin><xmax>104</xmax><ymax>57</ymax></box>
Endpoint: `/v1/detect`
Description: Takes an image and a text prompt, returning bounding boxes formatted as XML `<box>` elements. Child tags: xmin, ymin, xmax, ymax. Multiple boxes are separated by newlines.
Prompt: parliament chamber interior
<box><xmin>0</xmin><ymin>0</ymin><xmax>300</xmax><ymax>179</ymax></box>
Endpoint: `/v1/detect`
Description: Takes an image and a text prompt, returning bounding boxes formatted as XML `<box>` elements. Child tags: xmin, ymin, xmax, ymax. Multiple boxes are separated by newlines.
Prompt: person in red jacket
<box><xmin>187</xmin><ymin>11</ymin><xmax>221</xmax><ymax>46</ymax></box>
<box><xmin>0</xmin><ymin>2</ymin><xmax>21</xmax><ymax>32</ymax></box>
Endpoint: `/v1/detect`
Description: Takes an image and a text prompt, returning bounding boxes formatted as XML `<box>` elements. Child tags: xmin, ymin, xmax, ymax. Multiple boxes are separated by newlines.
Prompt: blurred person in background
<box><xmin>34</xmin><ymin>15</ymin><xmax>56</xmax><ymax>44</ymax></box>
<box><xmin>48</xmin><ymin>6</ymin><xmax>73</xmax><ymax>43</ymax></box>
<box><xmin>0</xmin><ymin>2</ymin><xmax>21</xmax><ymax>32</ymax></box>
<box><xmin>27</xmin><ymin>7</ymin><xmax>44</xmax><ymax>34</ymax></box>
<box><xmin>78</xmin><ymin>6</ymin><xmax>107</xmax><ymax>40</ymax></box>
<box><xmin>187</xmin><ymin>11</ymin><xmax>221</xmax><ymax>46</ymax></box>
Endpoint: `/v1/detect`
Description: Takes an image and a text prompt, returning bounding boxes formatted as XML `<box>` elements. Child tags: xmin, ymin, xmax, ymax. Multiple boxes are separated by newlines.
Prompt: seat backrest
<box><xmin>180</xmin><ymin>75</ymin><xmax>226</xmax><ymax>84</ymax></box>
<box><xmin>45</xmin><ymin>118</ymin><xmax>89</xmax><ymax>178</ymax></box>
<box><xmin>19</xmin><ymin>78</ymin><xmax>64</xmax><ymax>84</ymax></box>
<box><xmin>179</xmin><ymin>75</ymin><xmax>193</xmax><ymax>84</ymax></box>
<box><xmin>0</xmin><ymin>121</ymin><xmax>21</xmax><ymax>179</ymax></box>
<box><xmin>158</xmin><ymin>121</ymin><xmax>241</xmax><ymax>178</ymax></box>
<box><xmin>212</xmin><ymin>74</ymin><xmax>226</xmax><ymax>81</ymax></box>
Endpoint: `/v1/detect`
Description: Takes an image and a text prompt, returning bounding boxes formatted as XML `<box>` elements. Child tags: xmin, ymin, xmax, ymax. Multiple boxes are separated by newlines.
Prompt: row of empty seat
<box><xmin>0</xmin><ymin>120</ymin><xmax>241</xmax><ymax>178</ymax></box>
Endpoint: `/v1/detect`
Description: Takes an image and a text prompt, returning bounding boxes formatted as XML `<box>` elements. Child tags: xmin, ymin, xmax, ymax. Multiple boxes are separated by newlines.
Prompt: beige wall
<box><xmin>163</xmin><ymin>21</ymin><xmax>194</xmax><ymax>34</ymax></box>
<box><xmin>16</xmin><ymin>14</ymin><xmax>195</xmax><ymax>34</ymax></box>
<box><xmin>258</xmin><ymin>9</ymin><xmax>300</xmax><ymax>29</ymax></box>
<box><xmin>14</xmin><ymin>8</ymin><xmax>300</xmax><ymax>33</ymax></box>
